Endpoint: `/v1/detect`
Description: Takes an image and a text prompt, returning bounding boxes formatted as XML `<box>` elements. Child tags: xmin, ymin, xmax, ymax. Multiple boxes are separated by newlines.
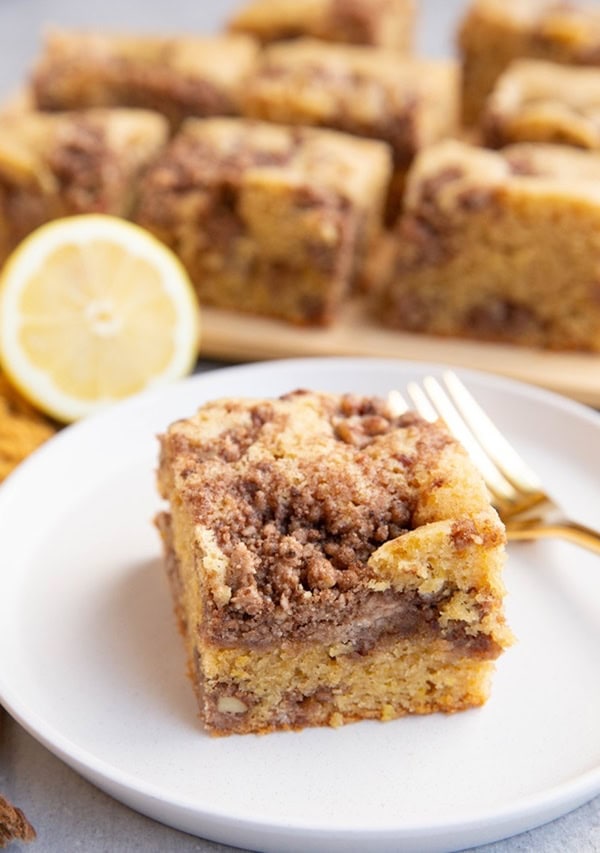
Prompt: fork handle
<box><xmin>506</xmin><ymin>518</ymin><xmax>600</xmax><ymax>555</ymax></box>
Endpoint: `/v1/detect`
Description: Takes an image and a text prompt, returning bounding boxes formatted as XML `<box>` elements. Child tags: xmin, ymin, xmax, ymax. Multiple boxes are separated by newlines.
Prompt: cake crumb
<box><xmin>0</xmin><ymin>794</ymin><xmax>36</xmax><ymax>847</ymax></box>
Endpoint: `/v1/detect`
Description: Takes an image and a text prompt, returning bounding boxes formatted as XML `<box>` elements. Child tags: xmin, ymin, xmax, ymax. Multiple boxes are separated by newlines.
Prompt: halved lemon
<box><xmin>0</xmin><ymin>215</ymin><xmax>200</xmax><ymax>423</ymax></box>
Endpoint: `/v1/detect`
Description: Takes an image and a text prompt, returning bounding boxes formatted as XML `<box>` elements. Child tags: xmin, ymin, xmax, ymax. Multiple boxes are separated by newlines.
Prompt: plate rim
<box><xmin>1</xmin><ymin>356</ymin><xmax>599</xmax><ymax>848</ymax></box>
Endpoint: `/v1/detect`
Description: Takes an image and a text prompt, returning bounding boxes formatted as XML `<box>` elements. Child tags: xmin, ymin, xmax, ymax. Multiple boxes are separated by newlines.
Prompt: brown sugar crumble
<box><xmin>0</xmin><ymin>373</ymin><xmax>56</xmax><ymax>482</ymax></box>
<box><xmin>157</xmin><ymin>390</ymin><xmax>511</xmax><ymax>736</ymax></box>
<box><xmin>0</xmin><ymin>794</ymin><xmax>36</xmax><ymax>847</ymax></box>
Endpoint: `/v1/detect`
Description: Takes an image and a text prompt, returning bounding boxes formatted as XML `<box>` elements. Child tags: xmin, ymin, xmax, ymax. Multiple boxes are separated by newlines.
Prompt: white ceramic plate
<box><xmin>1</xmin><ymin>358</ymin><xmax>599</xmax><ymax>853</ymax></box>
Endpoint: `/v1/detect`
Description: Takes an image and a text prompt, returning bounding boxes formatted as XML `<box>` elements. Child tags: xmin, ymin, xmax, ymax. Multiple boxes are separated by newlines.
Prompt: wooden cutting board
<box><xmin>199</xmin><ymin>299</ymin><xmax>600</xmax><ymax>407</ymax></box>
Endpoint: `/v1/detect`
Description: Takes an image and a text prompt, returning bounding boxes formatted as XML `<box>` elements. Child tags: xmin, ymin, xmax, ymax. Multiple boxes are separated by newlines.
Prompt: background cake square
<box><xmin>32</xmin><ymin>29</ymin><xmax>259</xmax><ymax>129</ymax></box>
<box><xmin>375</xmin><ymin>139</ymin><xmax>600</xmax><ymax>351</ymax></box>
<box><xmin>241</xmin><ymin>39</ymin><xmax>458</xmax><ymax>222</ymax></box>
<box><xmin>228</xmin><ymin>0</ymin><xmax>415</xmax><ymax>51</ymax></box>
<box><xmin>135</xmin><ymin>117</ymin><xmax>391</xmax><ymax>324</ymax></box>
<box><xmin>0</xmin><ymin>107</ymin><xmax>168</xmax><ymax>265</ymax></box>
<box><xmin>483</xmin><ymin>59</ymin><xmax>600</xmax><ymax>150</ymax></box>
<box><xmin>459</xmin><ymin>0</ymin><xmax>600</xmax><ymax>124</ymax></box>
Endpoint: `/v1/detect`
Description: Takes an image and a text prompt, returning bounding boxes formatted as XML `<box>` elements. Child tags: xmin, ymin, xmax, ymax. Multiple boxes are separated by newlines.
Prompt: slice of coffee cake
<box><xmin>228</xmin><ymin>0</ymin><xmax>415</xmax><ymax>51</ymax></box>
<box><xmin>374</xmin><ymin>139</ymin><xmax>600</xmax><ymax>351</ymax></box>
<box><xmin>32</xmin><ymin>29</ymin><xmax>259</xmax><ymax>129</ymax></box>
<box><xmin>156</xmin><ymin>390</ymin><xmax>511</xmax><ymax>736</ymax></box>
<box><xmin>0</xmin><ymin>107</ymin><xmax>168</xmax><ymax>265</ymax></box>
<box><xmin>135</xmin><ymin>118</ymin><xmax>391</xmax><ymax>325</ymax></box>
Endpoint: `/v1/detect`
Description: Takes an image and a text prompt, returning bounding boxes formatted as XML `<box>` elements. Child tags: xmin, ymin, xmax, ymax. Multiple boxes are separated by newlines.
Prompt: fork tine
<box><xmin>386</xmin><ymin>389</ymin><xmax>410</xmax><ymax>417</ymax></box>
<box><xmin>406</xmin><ymin>381</ymin><xmax>438</xmax><ymax>422</ymax></box>
<box><xmin>442</xmin><ymin>371</ymin><xmax>542</xmax><ymax>492</ymax></box>
<box><xmin>418</xmin><ymin>376</ymin><xmax>518</xmax><ymax>504</ymax></box>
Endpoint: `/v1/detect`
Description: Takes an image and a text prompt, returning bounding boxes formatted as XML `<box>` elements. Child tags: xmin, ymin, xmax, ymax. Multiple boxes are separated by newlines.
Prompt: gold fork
<box><xmin>389</xmin><ymin>371</ymin><xmax>600</xmax><ymax>554</ymax></box>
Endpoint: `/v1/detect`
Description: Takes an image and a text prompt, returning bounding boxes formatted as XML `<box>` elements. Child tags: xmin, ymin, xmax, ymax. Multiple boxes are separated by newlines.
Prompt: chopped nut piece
<box><xmin>217</xmin><ymin>696</ymin><xmax>248</xmax><ymax>714</ymax></box>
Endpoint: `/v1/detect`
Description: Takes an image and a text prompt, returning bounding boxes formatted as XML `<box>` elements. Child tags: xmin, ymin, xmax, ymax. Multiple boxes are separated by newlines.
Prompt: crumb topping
<box><xmin>0</xmin><ymin>794</ymin><xmax>36</xmax><ymax>847</ymax></box>
<box><xmin>160</xmin><ymin>390</ymin><xmax>456</xmax><ymax>620</ymax></box>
